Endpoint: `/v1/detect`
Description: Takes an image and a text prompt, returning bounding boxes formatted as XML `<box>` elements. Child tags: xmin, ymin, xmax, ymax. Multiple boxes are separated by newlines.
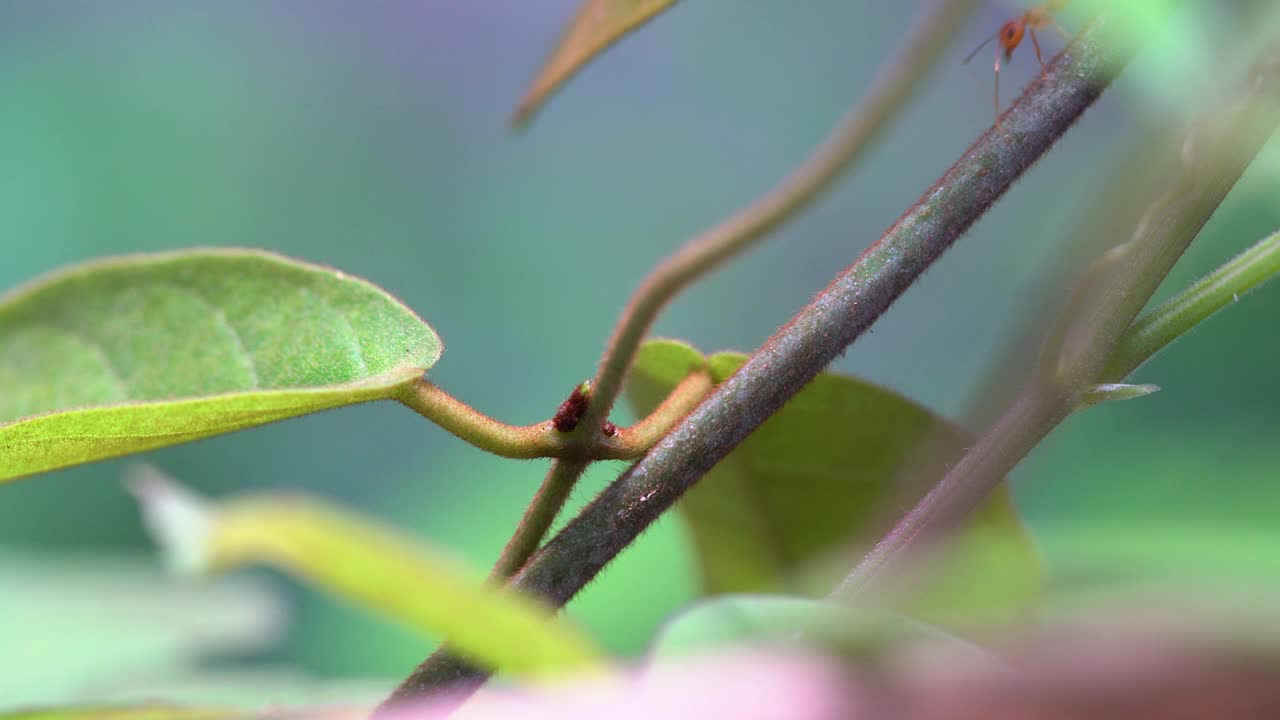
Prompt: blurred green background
<box><xmin>1</xmin><ymin>0</ymin><xmax>1277</xmax><ymax>700</ymax></box>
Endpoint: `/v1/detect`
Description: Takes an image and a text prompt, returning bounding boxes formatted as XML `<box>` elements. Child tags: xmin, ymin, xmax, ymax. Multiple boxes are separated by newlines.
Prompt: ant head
<box><xmin>998</xmin><ymin>19</ymin><xmax>1025</xmax><ymax>60</ymax></box>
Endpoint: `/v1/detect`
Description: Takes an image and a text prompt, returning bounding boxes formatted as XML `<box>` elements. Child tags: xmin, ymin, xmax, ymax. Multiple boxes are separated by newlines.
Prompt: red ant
<box><xmin>964</xmin><ymin>1</ymin><xmax>1071</xmax><ymax>126</ymax></box>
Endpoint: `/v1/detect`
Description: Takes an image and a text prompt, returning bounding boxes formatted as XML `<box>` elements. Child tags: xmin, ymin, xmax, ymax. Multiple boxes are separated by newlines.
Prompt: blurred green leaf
<box><xmin>1041</xmin><ymin>521</ymin><xmax>1280</xmax><ymax>594</ymax></box>
<box><xmin>649</xmin><ymin>593</ymin><xmax>997</xmax><ymax>668</ymax></box>
<box><xmin>0</xmin><ymin>704</ymin><xmax>368</xmax><ymax>720</ymax></box>
<box><xmin>130</xmin><ymin>468</ymin><xmax>606</xmax><ymax>680</ymax></box>
<box><xmin>0</xmin><ymin>551</ymin><xmax>283</xmax><ymax>706</ymax></box>
<box><xmin>650</xmin><ymin>594</ymin><xmax>866</xmax><ymax>659</ymax></box>
<box><xmin>59</xmin><ymin>670</ymin><xmax>387</xmax><ymax>710</ymax></box>
<box><xmin>0</xmin><ymin>706</ymin><xmax>247</xmax><ymax>720</ymax></box>
<box><xmin>624</xmin><ymin>339</ymin><xmax>1041</xmax><ymax>626</ymax></box>
<box><xmin>0</xmin><ymin>249</ymin><xmax>441</xmax><ymax>483</ymax></box>
<box><xmin>512</xmin><ymin>0</ymin><xmax>679</xmax><ymax>127</ymax></box>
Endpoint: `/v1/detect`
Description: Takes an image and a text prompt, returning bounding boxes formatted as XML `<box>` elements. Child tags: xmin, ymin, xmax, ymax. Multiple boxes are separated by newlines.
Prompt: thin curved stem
<box><xmin>396</xmin><ymin>379</ymin><xmax>564</xmax><ymax>459</ymax></box>
<box><xmin>573</xmin><ymin>0</ymin><xmax>986</xmax><ymax>440</ymax></box>
<box><xmin>1103</xmin><ymin>228</ymin><xmax>1280</xmax><ymax>381</ymax></box>
<box><xmin>489</xmin><ymin>458</ymin><xmax>591</xmax><ymax>581</ymax></box>
<box><xmin>395</xmin><ymin>373</ymin><xmax>711</xmax><ymax>461</ymax></box>
<box><xmin>612</xmin><ymin>370</ymin><xmax>713</xmax><ymax>450</ymax></box>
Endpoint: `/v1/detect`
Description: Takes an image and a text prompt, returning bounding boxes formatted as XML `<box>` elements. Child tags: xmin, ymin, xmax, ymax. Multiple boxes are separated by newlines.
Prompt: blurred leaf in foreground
<box><xmin>647</xmin><ymin>593</ymin><xmax>997</xmax><ymax>670</ymax></box>
<box><xmin>0</xmin><ymin>706</ymin><xmax>246</xmax><ymax>720</ymax></box>
<box><xmin>0</xmin><ymin>551</ymin><xmax>282</xmax><ymax>706</ymax></box>
<box><xmin>0</xmin><ymin>704</ymin><xmax>368</xmax><ymax>720</ymax></box>
<box><xmin>129</xmin><ymin>467</ymin><xmax>605</xmax><ymax>681</ymax></box>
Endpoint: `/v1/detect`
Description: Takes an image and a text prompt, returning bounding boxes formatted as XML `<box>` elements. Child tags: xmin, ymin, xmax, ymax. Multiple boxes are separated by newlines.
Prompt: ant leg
<box><xmin>1051</xmin><ymin>19</ymin><xmax>1071</xmax><ymax>41</ymax></box>
<box><xmin>1030</xmin><ymin>28</ymin><xmax>1047</xmax><ymax>78</ymax></box>
<box><xmin>993</xmin><ymin>50</ymin><xmax>1002</xmax><ymax>128</ymax></box>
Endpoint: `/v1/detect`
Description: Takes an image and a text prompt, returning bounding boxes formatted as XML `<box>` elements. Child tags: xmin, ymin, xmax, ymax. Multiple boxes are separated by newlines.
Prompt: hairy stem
<box><xmin>490</xmin><ymin>459</ymin><xmax>590</xmax><ymax>581</ymax></box>
<box><xmin>395</xmin><ymin>375</ymin><xmax>710</xmax><ymax>461</ymax></box>
<box><xmin>488</xmin><ymin>371</ymin><xmax>711</xmax><ymax>581</ymax></box>
<box><xmin>395</xmin><ymin>379</ymin><xmax>563</xmax><ymax>459</ymax></box>
<box><xmin>379</xmin><ymin>12</ymin><xmax>1142</xmax><ymax>708</ymax></box>
<box><xmin>836</xmin><ymin>38</ymin><xmax>1280</xmax><ymax>603</ymax></box>
<box><xmin>613</xmin><ymin>370</ymin><xmax>714</xmax><ymax>450</ymax></box>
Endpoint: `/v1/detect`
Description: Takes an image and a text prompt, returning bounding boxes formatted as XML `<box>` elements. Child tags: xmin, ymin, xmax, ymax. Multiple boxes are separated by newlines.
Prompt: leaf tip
<box><xmin>126</xmin><ymin>465</ymin><xmax>215</xmax><ymax>575</ymax></box>
<box><xmin>509</xmin><ymin>96</ymin><xmax>540</xmax><ymax>131</ymax></box>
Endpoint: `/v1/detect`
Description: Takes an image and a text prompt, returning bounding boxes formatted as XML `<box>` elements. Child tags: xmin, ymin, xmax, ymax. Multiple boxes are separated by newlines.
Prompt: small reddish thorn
<box><xmin>552</xmin><ymin>382</ymin><xmax>591</xmax><ymax>433</ymax></box>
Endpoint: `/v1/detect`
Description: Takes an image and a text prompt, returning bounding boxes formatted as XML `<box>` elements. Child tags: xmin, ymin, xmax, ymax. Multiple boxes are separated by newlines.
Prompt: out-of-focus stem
<box><xmin>836</xmin><ymin>38</ymin><xmax>1280</xmax><ymax>603</ymax></box>
<box><xmin>1103</xmin><ymin>228</ymin><xmax>1280</xmax><ymax>380</ymax></box>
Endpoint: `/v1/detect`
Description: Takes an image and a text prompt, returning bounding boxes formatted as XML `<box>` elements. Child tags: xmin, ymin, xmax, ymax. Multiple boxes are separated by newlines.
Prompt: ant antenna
<box><xmin>963</xmin><ymin>32</ymin><xmax>1000</xmax><ymax>64</ymax></box>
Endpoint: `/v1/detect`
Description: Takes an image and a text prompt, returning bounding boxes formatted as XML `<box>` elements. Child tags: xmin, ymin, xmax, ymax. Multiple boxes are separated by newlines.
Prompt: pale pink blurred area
<box><xmin>380</xmin><ymin>620</ymin><xmax>1280</xmax><ymax>720</ymax></box>
<box><xmin>389</xmin><ymin>650</ymin><xmax>860</xmax><ymax>720</ymax></box>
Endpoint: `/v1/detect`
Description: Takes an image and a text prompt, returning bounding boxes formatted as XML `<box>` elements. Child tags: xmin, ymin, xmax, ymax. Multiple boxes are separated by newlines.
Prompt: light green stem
<box><xmin>395</xmin><ymin>374</ymin><xmax>710</xmax><ymax>461</ymax></box>
<box><xmin>1104</xmin><ymin>228</ymin><xmax>1280</xmax><ymax>380</ymax></box>
<box><xmin>489</xmin><ymin>458</ymin><xmax>590</xmax><ymax>581</ymax></box>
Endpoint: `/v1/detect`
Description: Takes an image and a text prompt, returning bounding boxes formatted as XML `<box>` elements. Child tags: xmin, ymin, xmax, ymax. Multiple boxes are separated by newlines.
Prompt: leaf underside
<box><xmin>625</xmin><ymin>339</ymin><xmax>1041</xmax><ymax>627</ymax></box>
<box><xmin>0</xmin><ymin>248</ymin><xmax>441</xmax><ymax>482</ymax></box>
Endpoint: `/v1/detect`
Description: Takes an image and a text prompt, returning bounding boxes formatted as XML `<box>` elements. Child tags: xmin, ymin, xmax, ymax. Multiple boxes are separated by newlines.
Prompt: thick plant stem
<box><xmin>613</xmin><ymin>370</ymin><xmax>713</xmax><ymax>450</ymax></box>
<box><xmin>378</xmin><ymin>13</ymin><xmax>1143</xmax><ymax>708</ymax></box>
<box><xmin>1104</xmin><ymin>228</ymin><xmax>1280</xmax><ymax>380</ymax></box>
<box><xmin>836</xmin><ymin>40</ymin><xmax>1280</xmax><ymax>604</ymax></box>
<box><xmin>573</xmin><ymin>0</ymin><xmax>985</xmax><ymax>441</ymax></box>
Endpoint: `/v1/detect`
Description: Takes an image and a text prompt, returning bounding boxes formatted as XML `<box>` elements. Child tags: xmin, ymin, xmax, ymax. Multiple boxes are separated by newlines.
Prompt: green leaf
<box><xmin>130</xmin><ymin>467</ymin><xmax>606</xmax><ymax>680</ymax></box>
<box><xmin>0</xmin><ymin>249</ymin><xmax>441</xmax><ymax>483</ymax></box>
<box><xmin>625</xmin><ymin>339</ymin><xmax>1041</xmax><ymax>626</ymax></box>
<box><xmin>1040</xmin><ymin>521</ymin><xmax>1280</xmax><ymax>595</ymax></box>
<box><xmin>511</xmin><ymin>0</ymin><xmax>679</xmax><ymax>127</ymax></box>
